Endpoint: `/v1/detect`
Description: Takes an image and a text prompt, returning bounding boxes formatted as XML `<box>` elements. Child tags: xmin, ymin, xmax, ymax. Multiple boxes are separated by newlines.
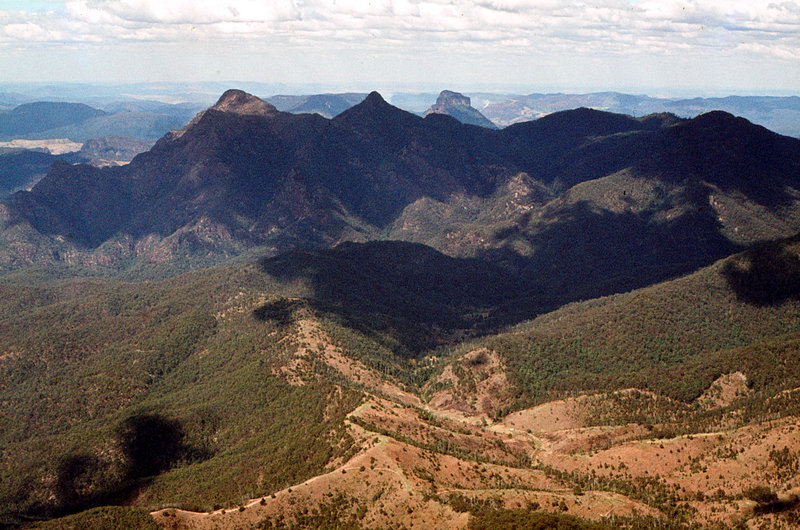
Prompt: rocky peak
<box><xmin>431</xmin><ymin>90</ymin><xmax>472</xmax><ymax>110</ymax></box>
<box><xmin>360</xmin><ymin>91</ymin><xmax>390</xmax><ymax>109</ymax></box>
<box><xmin>210</xmin><ymin>89</ymin><xmax>277</xmax><ymax>116</ymax></box>
<box><xmin>333</xmin><ymin>90</ymin><xmax>416</xmax><ymax>127</ymax></box>
<box><xmin>165</xmin><ymin>89</ymin><xmax>279</xmax><ymax>141</ymax></box>
<box><xmin>424</xmin><ymin>90</ymin><xmax>498</xmax><ymax>129</ymax></box>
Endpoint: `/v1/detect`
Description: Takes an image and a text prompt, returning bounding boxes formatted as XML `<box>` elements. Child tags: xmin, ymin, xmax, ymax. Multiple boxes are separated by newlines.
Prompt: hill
<box><xmin>78</xmin><ymin>136</ymin><xmax>155</xmax><ymax>166</ymax></box>
<box><xmin>0</xmin><ymin>100</ymin><xmax>201</xmax><ymax>143</ymax></box>
<box><xmin>474</xmin><ymin>232</ymin><xmax>800</xmax><ymax>409</ymax></box>
<box><xmin>23</xmin><ymin>111</ymin><xmax>191</xmax><ymax>142</ymax></box>
<box><xmin>3</xmin><ymin>234</ymin><xmax>800</xmax><ymax>528</ymax></box>
<box><xmin>0</xmin><ymin>102</ymin><xmax>104</xmax><ymax>140</ymax></box>
<box><xmin>0</xmin><ymin>263</ymin><xmax>364</xmax><ymax>525</ymax></box>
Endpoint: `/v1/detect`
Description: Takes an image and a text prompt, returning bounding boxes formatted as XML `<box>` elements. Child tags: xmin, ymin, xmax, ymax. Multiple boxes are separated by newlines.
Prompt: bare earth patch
<box><xmin>151</xmin><ymin>343</ymin><xmax>800</xmax><ymax>529</ymax></box>
<box><xmin>0</xmin><ymin>138</ymin><xmax>83</xmax><ymax>154</ymax></box>
<box><xmin>696</xmin><ymin>371</ymin><xmax>751</xmax><ymax>409</ymax></box>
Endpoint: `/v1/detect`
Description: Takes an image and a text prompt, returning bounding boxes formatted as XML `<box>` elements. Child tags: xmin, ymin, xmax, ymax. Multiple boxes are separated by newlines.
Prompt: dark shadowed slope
<box><xmin>258</xmin><ymin>240</ymin><xmax>545</xmax><ymax>355</ymax></box>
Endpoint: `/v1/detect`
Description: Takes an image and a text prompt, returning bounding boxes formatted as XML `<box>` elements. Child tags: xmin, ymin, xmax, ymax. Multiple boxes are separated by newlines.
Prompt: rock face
<box><xmin>424</xmin><ymin>90</ymin><xmax>498</xmax><ymax>129</ymax></box>
<box><xmin>432</xmin><ymin>90</ymin><xmax>472</xmax><ymax>109</ymax></box>
<box><xmin>79</xmin><ymin>136</ymin><xmax>153</xmax><ymax>166</ymax></box>
<box><xmin>210</xmin><ymin>89</ymin><xmax>278</xmax><ymax>116</ymax></box>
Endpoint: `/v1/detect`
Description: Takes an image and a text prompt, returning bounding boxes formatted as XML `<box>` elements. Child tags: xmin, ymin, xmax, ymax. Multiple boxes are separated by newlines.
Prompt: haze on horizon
<box><xmin>0</xmin><ymin>0</ymin><xmax>798</xmax><ymax>97</ymax></box>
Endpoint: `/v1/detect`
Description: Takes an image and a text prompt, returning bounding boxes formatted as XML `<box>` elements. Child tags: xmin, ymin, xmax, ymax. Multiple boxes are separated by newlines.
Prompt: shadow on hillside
<box><xmin>255</xmin><ymin>198</ymin><xmax>746</xmax><ymax>358</ymax></box>
<box><xmin>22</xmin><ymin>413</ymin><xmax>211</xmax><ymax>521</ymax></box>
<box><xmin>253</xmin><ymin>298</ymin><xmax>305</xmax><ymax>325</ymax></box>
<box><xmin>635</xmin><ymin>114</ymin><xmax>800</xmax><ymax>209</ymax></box>
<box><xmin>753</xmin><ymin>495</ymin><xmax>800</xmax><ymax>516</ymax></box>
<box><xmin>485</xmin><ymin>200</ymin><xmax>743</xmax><ymax>303</ymax></box>
<box><xmin>256</xmin><ymin>241</ymin><xmax>549</xmax><ymax>357</ymax></box>
<box><xmin>721</xmin><ymin>237</ymin><xmax>800</xmax><ymax>306</ymax></box>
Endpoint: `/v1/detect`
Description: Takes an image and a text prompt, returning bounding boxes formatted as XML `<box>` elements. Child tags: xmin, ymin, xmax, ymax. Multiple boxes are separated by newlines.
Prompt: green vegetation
<box><xmin>744</xmin><ymin>486</ymin><xmax>778</xmax><ymax>505</ymax></box>
<box><xmin>533</xmin><ymin>464</ymin><xmax>695</xmax><ymax>524</ymax></box>
<box><xmin>258</xmin><ymin>241</ymin><xmax>543</xmax><ymax>357</ymax></box>
<box><xmin>30</xmin><ymin>506</ymin><xmax>158</xmax><ymax>530</ymax></box>
<box><xmin>481</xmin><ymin>236</ymin><xmax>800</xmax><ymax>413</ymax></box>
<box><xmin>0</xmin><ymin>264</ymin><xmax>363</xmax><ymax>523</ymax></box>
<box><xmin>3</xmin><ymin>224</ymin><xmax>800</xmax><ymax>527</ymax></box>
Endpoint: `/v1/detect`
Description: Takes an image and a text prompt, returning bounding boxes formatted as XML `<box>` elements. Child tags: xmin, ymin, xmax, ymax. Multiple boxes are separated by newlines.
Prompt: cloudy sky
<box><xmin>0</xmin><ymin>0</ymin><xmax>798</xmax><ymax>95</ymax></box>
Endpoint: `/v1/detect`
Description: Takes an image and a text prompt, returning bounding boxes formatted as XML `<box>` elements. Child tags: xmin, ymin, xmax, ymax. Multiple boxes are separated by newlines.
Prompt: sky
<box><xmin>0</xmin><ymin>0</ymin><xmax>798</xmax><ymax>96</ymax></box>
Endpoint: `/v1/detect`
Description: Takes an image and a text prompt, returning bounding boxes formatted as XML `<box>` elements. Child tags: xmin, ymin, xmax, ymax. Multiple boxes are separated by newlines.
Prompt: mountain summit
<box><xmin>432</xmin><ymin>90</ymin><xmax>471</xmax><ymax>107</ymax></box>
<box><xmin>334</xmin><ymin>90</ymin><xmax>415</xmax><ymax>128</ymax></box>
<box><xmin>424</xmin><ymin>90</ymin><xmax>498</xmax><ymax>129</ymax></box>
<box><xmin>210</xmin><ymin>89</ymin><xmax>277</xmax><ymax>116</ymax></box>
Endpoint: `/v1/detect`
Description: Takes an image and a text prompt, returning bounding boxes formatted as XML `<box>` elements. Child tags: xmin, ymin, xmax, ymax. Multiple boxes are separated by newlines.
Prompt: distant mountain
<box><xmin>22</xmin><ymin>109</ymin><xmax>197</xmax><ymax>142</ymax></box>
<box><xmin>663</xmin><ymin>95</ymin><xmax>800</xmax><ymax>138</ymax></box>
<box><xmin>0</xmin><ymin>89</ymin><xmax>798</xmax><ymax>295</ymax></box>
<box><xmin>423</xmin><ymin>90</ymin><xmax>498</xmax><ymax>129</ymax></box>
<box><xmin>481</xmin><ymin>92</ymin><xmax>800</xmax><ymax>137</ymax></box>
<box><xmin>388</xmin><ymin>92</ymin><xmax>439</xmax><ymax>113</ymax></box>
<box><xmin>266</xmin><ymin>93</ymin><xmax>367</xmax><ymax>118</ymax></box>
<box><xmin>0</xmin><ymin>102</ymin><xmax>105</xmax><ymax>139</ymax></box>
<box><xmin>79</xmin><ymin>136</ymin><xmax>154</xmax><ymax>166</ymax></box>
<box><xmin>0</xmin><ymin>91</ymin><xmax>31</xmax><ymax>109</ymax></box>
<box><xmin>100</xmin><ymin>100</ymin><xmax>204</xmax><ymax>116</ymax></box>
<box><xmin>0</xmin><ymin>100</ymin><xmax>201</xmax><ymax>142</ymax></box>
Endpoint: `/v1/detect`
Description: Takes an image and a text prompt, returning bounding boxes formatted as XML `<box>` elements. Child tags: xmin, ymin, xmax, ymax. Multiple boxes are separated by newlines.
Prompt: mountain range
<box><xmin>1</xmin><ymin>89</ymin><xmax>797</xmax><ymax>290</ymax></box>
<box><xmin>477</xmin><ymin>92</ymin><xmax>800</xmax><ymax>138</ymax></box>
<box><xmin>2</xmin><ymin>87</ymin><xmax>800</xmax><ymax>529</ymax></box>
<box><xmin>267</xmin><ymin>90</ymin><xmax>499</xmax><ymax>129</ymax></box>
<box><xmin>0</xmin><ymin>100</ymin><xmax>202</xmax><ymax>143</ymax></box>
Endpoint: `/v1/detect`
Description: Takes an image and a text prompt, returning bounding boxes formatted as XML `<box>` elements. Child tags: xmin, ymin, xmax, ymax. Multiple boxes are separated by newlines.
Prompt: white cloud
<box><xmin>1</xmin><ymin>0</ymin><xmax>796</xmax><ymax>51</ymax></box>
<box><xmin>737</xmin><ymin>41</ymin><xmax>799</xmax><ymax>61</ymax></box>
<box><xmin>68</xmin><ymin>0</ymin><xmax>301</xmax><ymax>24</ymax></box>
<box><xmin>3</xmin><ymin>22</ymin><xmax>64</xmax><ymax>41</ymax></box>
<box><xmin>0</xmin><ymin>0</ymin><xmax>797</xmax><ymax>89</ymax></box>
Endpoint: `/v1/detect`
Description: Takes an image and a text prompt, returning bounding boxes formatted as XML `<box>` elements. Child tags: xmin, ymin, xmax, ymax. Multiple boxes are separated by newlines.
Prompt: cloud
<box><xmin>0</xmin><ymin>0</ymin><xmax>796</xmax><ymax>49</ymax></box>
<box><xmin>737</xmin><ymin>41</ymin><xmax>800</xmax><ymax>61</ymax></box>
<box><xmin>3</xmin><ymin>22</ymin><xmax>65</xmax><ymax>41</ymax></box>
<box><xmin>80</xmin><ymin>0</ymin><xmax>303</xmax><ymax>24</ymax></box>
<box><xmin>0</xmin><ymin>0</ymin><xmax>797</xmax><ymax>87</ymax></box>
